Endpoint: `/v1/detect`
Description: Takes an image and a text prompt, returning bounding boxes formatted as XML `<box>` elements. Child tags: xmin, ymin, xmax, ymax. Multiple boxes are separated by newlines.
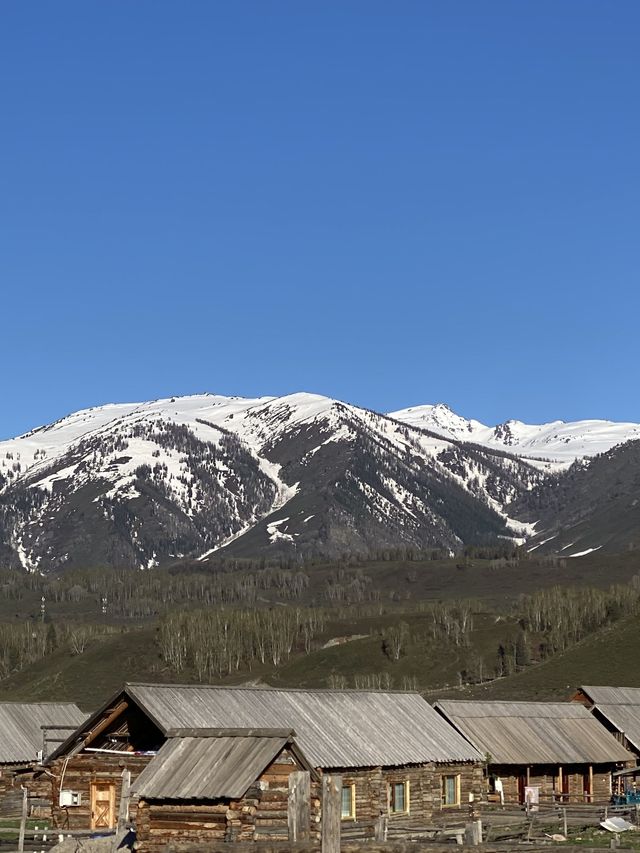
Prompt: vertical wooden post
<box><xmin>464</xmin><ymin>820</ymin><xmax>482</xmax><ymax>846</ymax></box>
<box><xmin>557</xmin><ymin>766</ymin><xmax>563</xmax><ymax>802</ymax></box>
<box><xmin>562</xmin><ymin>807</ymin><xmax>568</xmax><ymax>839</ymax></box>
<box><xmin>112</xmin><ymin>768</ymin><xmax>131</xmax><ymax>851</ymax></box>
<box><xmin>288</xmin><ymin>770</ymin><xmax>311</xmax><ymax>842</ymax></box>
<box><xmin>374</xmin><ymin>814</ymin><xmax>388</xmax><ymax>841</ymax></box>
<box><xmin>321</xmin><ymin>774</ymin><xmax>341</xmax><ymax>853</ymax></box>
<box><xmin>526</xmin><ymin>811</ymin><xmax>535</xmax><ymax>842</ymax></box>
<box><xmin>18</xmin><ymin>785</ymin><xmax>28</xmax><ymax>853</ymax></box>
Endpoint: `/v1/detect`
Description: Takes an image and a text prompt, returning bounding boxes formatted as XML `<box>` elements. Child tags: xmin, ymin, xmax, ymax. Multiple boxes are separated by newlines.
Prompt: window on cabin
<box><xmin>389</xmin><ymin>780</ymin><xmax>410</xmax><ymax>814</ymax></box>
<box><xmin>341</xmin><ymin>784</ymin><xmax>356</xmax><ymax>819</ymax></box>
<box><xmin>442</xmin><ymin>774</ymin><xmax>460</xmax><ymax>806</ymax></box>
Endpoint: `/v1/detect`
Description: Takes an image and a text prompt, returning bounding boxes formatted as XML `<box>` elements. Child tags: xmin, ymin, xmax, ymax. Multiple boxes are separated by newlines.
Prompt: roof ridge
<box><xmin>436</xmin><ymin>699</ymin><xmax>585</xmax><ymax>706</ymax></box>
<box><xmin>125</xmin><ymin>682</ymin><xmax>421</xmax><ymax>696</ymax></box>
<box><xmin>0</xmin><ymin>701</ymin><xmax>80</xmax><ymax>706</ymax></box>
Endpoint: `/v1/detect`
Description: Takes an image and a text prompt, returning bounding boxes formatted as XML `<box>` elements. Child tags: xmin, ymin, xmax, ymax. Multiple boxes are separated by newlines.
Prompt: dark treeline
<box><xmin>0</xmin><ymin>562</ymin><xmax>393</xmax><ymax>618</ymax></box>
<box><xmin>0</xmin><ymin>565</ymin><xmax>312</xmax><ymax>616</ymax></box>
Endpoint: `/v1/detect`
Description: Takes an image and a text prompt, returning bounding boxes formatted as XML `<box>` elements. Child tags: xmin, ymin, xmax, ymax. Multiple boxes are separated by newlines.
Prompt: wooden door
<box><xmin>517</xmin><ymin>773</ymin><xmax>527</xmax><ymax>804</ymax></box>
<box><xmin>90</xmin><ymin>782</ymin><xmax>116</xmax><ymax>830</ymax></box>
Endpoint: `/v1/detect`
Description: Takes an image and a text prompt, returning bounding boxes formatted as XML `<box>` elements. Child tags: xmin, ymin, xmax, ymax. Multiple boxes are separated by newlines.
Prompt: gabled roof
<box><xmin>50</xmin><ymin>683</ymin><xmax>481</xmax><ymax>768</ymax></box>
<box><xmin>0</xmin><ymin>702</ymin><xmax>86</xmax><ymax>764</ymax></box>
<box><xmin>435</xmin><ymin>700</ymin><xmax>633</xmax><ymax>766</ymax></box>
<box><xmin>579</xmin><ymin>686</ymin><xmax>640</xmax><ymax>753</ymax></box>
<box><xmin>132</xmin><ymin>728</ymin><xmax>313</xmax><ymax>800</ymax></box>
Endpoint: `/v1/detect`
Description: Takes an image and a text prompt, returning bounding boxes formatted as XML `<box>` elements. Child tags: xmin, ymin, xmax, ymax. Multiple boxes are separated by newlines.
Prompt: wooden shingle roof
<box><xmin>132</xmin><ymin>729</ymin><xmax>312</xmax><ymax>800</ymax></box>
<box><xmin>435</xmin><ymin>700</ymin><xmax>633</xmax><ymax>765</ymax></box>
<box><xmin>49</xmin><ymin>683</ymin><xmax>482</xmax><ymax>768</ymax></box>
<box><xmin>579</xmin><ymin>686</ymin><xmax>640</xmax><ymax>753</ymax></box>
<box><xmin>124</xmin><ymin>683</ymin><xmax>481</xmax><ymax>768</ymax></box>
<box><xmin>0</xmin><ymin>702</ymin><xmax>86</xmax><ymax>764</ymax></box>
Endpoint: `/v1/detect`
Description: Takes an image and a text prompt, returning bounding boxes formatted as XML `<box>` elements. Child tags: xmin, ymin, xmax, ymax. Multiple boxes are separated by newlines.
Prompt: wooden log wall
<box><xmin>488</xmin><ymin>763</ymin><xmax>614</xmax><ymax>804</ymax></box>
<box><xmin>0</xmin><ymin>766</ymin><xmax>55</xmax><ymax>819</ymax></box>
<box><xmin>337</xmin><ymin>761</ymin><xmax>483</xmax><ymax>833</ymax></box>
<box><xmin>41</xmin><ymin>752</ymin><xmax>152</xmax><ymax>829</ymax></box>
<box><xmin>0</xmin><ymin>767</ymin><xmax>25</xmax><ymax>818</ymax></box>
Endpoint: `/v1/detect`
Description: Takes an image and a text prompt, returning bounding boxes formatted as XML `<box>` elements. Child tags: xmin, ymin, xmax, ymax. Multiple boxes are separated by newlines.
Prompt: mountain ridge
<box><xmin>1</xmin><ymin>392</ymin><xmax>639</xmax><ymax>572</ymax></box>
<box><xmin>0</xmin><ymin>392</ymin><xmax>540</xmax><ymax>571</ymax></box>
<box><xmin>390</xmin><ymin>402</ymin><xmax>640</xmax><ymax>466</ymax></box>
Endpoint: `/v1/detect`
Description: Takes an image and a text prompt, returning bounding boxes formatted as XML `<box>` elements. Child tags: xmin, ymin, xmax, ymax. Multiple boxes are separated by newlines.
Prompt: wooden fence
<box><xmin>3</xmin><ymin>777</ymin><xmax>640</xmax><ymax>851</ymax></box>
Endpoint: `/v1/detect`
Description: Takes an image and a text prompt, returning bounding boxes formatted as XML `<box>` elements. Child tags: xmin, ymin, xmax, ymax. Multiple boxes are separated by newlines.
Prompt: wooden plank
<box><xmin>112</xmin><ymin>768</ymin><xmax>131</xmax><ymax>852</ymax></box>
<box><xmin>164</xmin><ymin>727</ymin><xmax>294</xmax><ymax>738</ymax></box>
<box><xmin>288</xmin><ymin>769</ymin><xmax>311</xmax><ymax>842</ymax></box>
<box><xmin>17</xmin><ymin>786</ymin><xmax>28</xmax><ymax>853</ymax></box>
<box><xmin>374</xmin><ymin>814</ymin><xmax>388</xmax><ymax>841</ymax></box>
<box><xmin>321</xmin><ymin>774</ymin><xmax>341</xmax><ymax>853</ymax></box>
<box><xmin>83</xmin><ymin>701</ymin><xmax>129</xmax><ymax>749</ymax></box>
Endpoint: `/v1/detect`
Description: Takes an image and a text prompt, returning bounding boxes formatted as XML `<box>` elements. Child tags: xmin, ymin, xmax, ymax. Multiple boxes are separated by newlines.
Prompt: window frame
<box><xmin>388</xmin><ymin>779</ymin><xmax>410</xmax><ymax>815</ymax></box>
<box><xmin>340</xmin><ymin>783</ymin><xmax>356</xmax><ymax>821</ymax></box>
<box><xmin>442</xmin><ymin>773</ymin><xmax>461</xmax><ymax>807</ymax></box>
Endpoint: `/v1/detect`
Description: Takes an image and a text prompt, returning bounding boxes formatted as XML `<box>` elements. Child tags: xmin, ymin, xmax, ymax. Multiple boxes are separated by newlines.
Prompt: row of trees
<box><xmin>158</xmin><ymin>607</ymin><xmax>327</xmax><ymax>680</ymax></box>
<box><xmin>0</xmin><ymin>621</ymin><xmax>119</xmax><ymax>679</ymax></box>
<box><xmin>518</xmin><ymin>583</ymin><xmax>640</xmax><ymax>654</ymax></box>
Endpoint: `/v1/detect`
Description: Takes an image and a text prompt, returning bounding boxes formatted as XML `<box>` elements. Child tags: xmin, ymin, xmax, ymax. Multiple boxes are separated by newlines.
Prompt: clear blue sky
<box><xmin>2</xmin><ymin>1</ymin><xmax>639</xmax><ymax>438</ymax></box>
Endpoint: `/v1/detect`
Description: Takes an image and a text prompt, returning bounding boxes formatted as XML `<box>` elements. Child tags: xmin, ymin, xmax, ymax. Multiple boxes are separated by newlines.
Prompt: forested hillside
<box><xmin>0</xmin><ymin>549</ymin><xmax>638</xmax><ymax>708</ymax></box>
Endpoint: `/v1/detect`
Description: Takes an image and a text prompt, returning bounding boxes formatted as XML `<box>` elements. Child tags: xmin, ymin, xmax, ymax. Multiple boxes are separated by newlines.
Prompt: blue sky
<box><xmin>2</xmin><ymin>1</ymin><xmax>639</xmax><ymax>438</ymax></box>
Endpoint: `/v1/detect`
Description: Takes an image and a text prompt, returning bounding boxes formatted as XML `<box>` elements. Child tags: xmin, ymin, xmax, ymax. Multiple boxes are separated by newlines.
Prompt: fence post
<box><xmin>374</xmin><ymin>814</ymin><xmax>388</xmax><ymax>841</ymax></box>
<box><xmin>562</xmin><ymin>807</ymin><xmax>568</xmax><ymax>839</ymax></box>
<box><xmin>18</xmin><ymin>786</ymin><xmax>28</xmax><ymax>853</ymax></box>
<box><xmin>464</xmin><ymin>820</ymin><xmax>482</xmax><ymax>846</ymax></box>
<box><xmin>321</xmin><ymin>774</ymin><xmax>342</xmax><ymax>853</ymax></box>
<box><xmin>526</xmin><ymin>810</ymin><xmax>535</xmax><ymax>842</ymax></box>
<box><xmin>288</xmin><ymin>770</ymin><xmax>311</xmax><ymax>842</ymax></box>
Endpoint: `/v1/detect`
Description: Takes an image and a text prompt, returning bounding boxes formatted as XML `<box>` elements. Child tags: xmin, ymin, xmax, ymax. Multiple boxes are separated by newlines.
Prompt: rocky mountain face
<box><xmin>513</xmin><ymin>439</ymin><xmax>640</xmax><ymax>557</ymax></box>
<box><xmin>0</xmin><ymin>393</ymin><xmax>544</xmax><ymax>572</ymax></box>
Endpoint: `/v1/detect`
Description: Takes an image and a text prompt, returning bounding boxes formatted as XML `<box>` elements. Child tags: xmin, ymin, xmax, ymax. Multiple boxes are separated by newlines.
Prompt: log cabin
<box><xmin>132</xmin><ymin>728</ymin><xmax>319</xmax><ymax>850</ymax></box>
<box><xmin>434</xmin><ymin>700</ymin><xmax>634</xmax><ymax>805</ymax></box>
<box><xmin>0</xmin><ymin>702</ymin><xmax>85</xmax><ymax>818</ymax></box>
<box><xmin>42</xmin><ymin>682</ymin><xmax>483</xmax><ymax>841</ymax></box>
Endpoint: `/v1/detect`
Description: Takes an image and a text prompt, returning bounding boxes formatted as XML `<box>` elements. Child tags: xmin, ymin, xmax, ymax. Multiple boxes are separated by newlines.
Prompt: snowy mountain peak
<box><xmin>389</xmin><ymin>403</ymin><xmax>484</xmax><ymax>444</ymax></box>
<box><xmin>390</xmin><ymin>405</ymin><xmax>640</xmax><ymax>466</ymax></box>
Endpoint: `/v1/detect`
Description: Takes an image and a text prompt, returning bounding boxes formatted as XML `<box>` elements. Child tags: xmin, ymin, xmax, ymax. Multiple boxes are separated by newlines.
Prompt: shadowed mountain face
<box><xmin>514</xmin><ymin>439</ymin><xmax>640</xmax><ymax>557</ymax></box>
<box><xmin>0</xmin><ymin>393</ymin><xmax>544</xmax><ymax>571</ymax></box>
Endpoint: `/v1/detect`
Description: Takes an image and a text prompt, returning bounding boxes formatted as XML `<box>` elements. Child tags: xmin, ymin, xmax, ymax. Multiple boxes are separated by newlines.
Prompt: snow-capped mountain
<box><xmin>0</xmin><ymin>393</ymin><xmax>544</xmax><ymax>572</ymax></box>
<box><xmin>390</xmin><ymin>403</ymin><xmax>640</xmax><ymax>467</ymax></box>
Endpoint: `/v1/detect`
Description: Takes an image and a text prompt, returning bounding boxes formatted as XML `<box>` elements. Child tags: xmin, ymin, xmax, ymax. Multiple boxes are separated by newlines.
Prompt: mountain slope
<box><xmin>514</xmin><ymin>439</ymin><xmax>640</xmax><ymax>556</ymax></box>
<box><xmin>0</xmin><ymin>393</ymin><xmax>542</xmax><ymax>571</ymax></box>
